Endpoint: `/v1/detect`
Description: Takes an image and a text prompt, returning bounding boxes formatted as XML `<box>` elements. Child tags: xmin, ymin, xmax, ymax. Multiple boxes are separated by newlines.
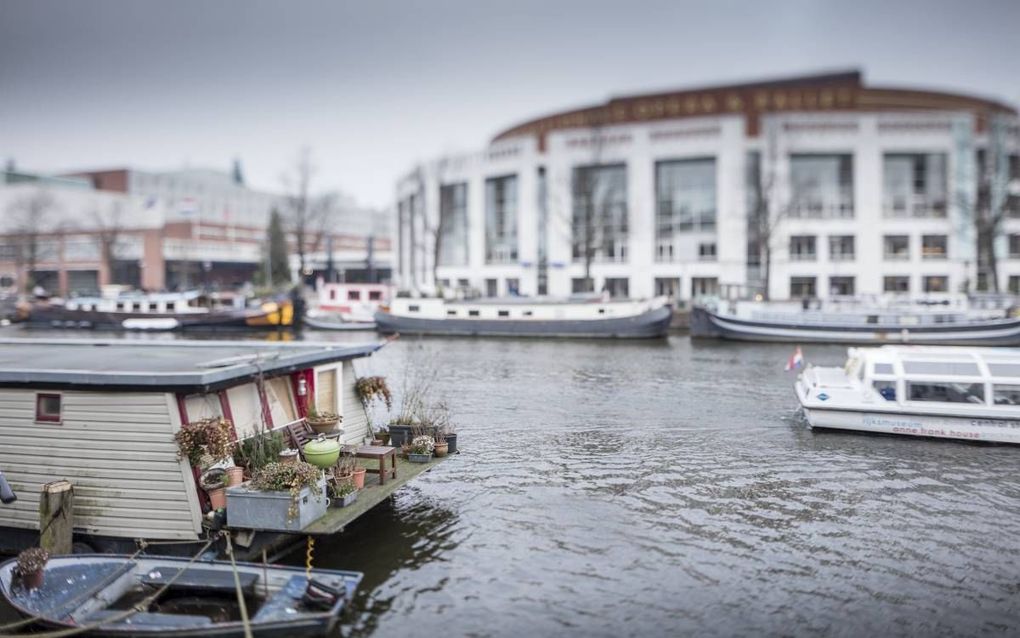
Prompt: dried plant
<box><xmin>251</xmin><ymin>461</ymin><xmax>323</xmax><ymax>521</ymax></box>
<box><xmin>16</xmin><ymin>547</ymin><xmax>48</xmax><ymax>575</ymax></box>
<box><xmin>355</xmin><ymin>376</ymin><xmax>393</xmax><ymax>411</ymax></box>
<box><xmin>331</xmin><ymin>446</ymin><xmax>358</xmax><ymax>478</ymax></box>
<box><xmin>175</xmin><ymin>417</ymin><xmax>234</xmax><ymax>466</ymax></box>
<box><xmin>329</xmin><ymin>478</ymin><xmax>356</xmax><ymax>499</ymax></box>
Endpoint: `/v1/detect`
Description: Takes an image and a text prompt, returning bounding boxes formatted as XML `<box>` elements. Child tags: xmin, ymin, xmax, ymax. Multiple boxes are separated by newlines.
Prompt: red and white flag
<box><xmin>784</xmin><ymin>347</ymin><xmax>804</xmax><ymax>371</ymax></box>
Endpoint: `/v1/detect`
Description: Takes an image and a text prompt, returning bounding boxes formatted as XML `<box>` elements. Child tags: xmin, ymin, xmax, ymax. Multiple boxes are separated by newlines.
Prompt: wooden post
<box><xmin>39</xmin><ymin>480</ymin><xmax>73</xmax><ymax>555</ymax></box>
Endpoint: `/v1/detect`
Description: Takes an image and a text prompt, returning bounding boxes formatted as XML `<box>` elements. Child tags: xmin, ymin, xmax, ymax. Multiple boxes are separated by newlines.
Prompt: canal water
<box><xmin>4</xmin><ymin>326</ymin><xmax>1019</xmax><ymax>635</ymax></box>
<box><xmin>282</xmin><ymin>334</ymin><xmax>1020</xmax><ymax>637</ymax></box>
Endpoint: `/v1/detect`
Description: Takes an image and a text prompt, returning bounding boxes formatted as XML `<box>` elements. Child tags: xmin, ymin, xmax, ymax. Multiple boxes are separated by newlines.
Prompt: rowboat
<box><xmin>0</xmin><ymin>554</ymin><xmax>362</xmax><ymax>637</ymax></box>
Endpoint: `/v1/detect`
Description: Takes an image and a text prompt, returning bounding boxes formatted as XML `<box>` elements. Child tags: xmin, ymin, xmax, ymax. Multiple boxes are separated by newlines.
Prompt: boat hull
<box><xmin>374</xmin><ymin>304</ymin><xmax>673</xmax><ymax>338</ymax></box>
<box><xmin>801</xmin><ymin>406</ymin><xmax>1020</xmax><ymax>444</ymax></box>
<box><xmin>25</xmin><ymin>306</ymin><xmax>287</xmax><ymax>332</ymax></box>
<box><xmin>690</xmin><ymin>306</ymin><xmax>1020</xmax><ymax>345</ymax></box>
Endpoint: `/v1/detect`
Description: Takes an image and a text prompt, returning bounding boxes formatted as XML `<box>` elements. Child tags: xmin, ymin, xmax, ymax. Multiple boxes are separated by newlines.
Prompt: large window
<box><xmin>573</xmin><ymin>164</ymin><xmax>628</xmax><ymax>264</ymax></box>
<box><xmin>789</xmin><ymin>154</ymin><xmax>854</xmax><ymax>218</ymax></box>
<box><xmin>884</xmin><ymin>235</ymin><xmax>910</xmax><ymax>260</ymax></box>
<box><xmin>790</xmin><ymin>276</ymin><xmax>817</xmax><ymax>298</ymax></box>
<box><xmin>829</xmin><ymin>276</ymin><xmax>855</xmax><ymax>296</ymax></box>
<box><xmin>438</xmin><ymin>183</ymin><xmax>469</xmax><ymax>267</ymax></box>
<box><xmin>883</xmin><ymin>153</ymin><xmax>948</xmax><ymax>218</ymax></box>
<box><xmin>924</xmin><ymin>276</ymin><xmax>949</xmax><ymax>292</ymax></box>
<box><xmin>908</xmin><ymin>382</ymin><xmax>984</xmax><ymax>404</ymax></box>
<box><xmin>829</xmin><ymin>235</ymin><xmax>855</xmax><ymax>261</ymax></box>
<box><xmin>790</xmin><ymin>235</ymin><xmax>817</xmax><ymax>261</ymax></box>
<box><xmin>655</xmin><ymin>158</ymin><xmax>716</xmax><ymax>261</ymax></box>
<box><xmin>485</xmin><ymin>175</ymin><xmax>518</xmax><ymax>264</ymax></box>
<box><xmin>922</xmin><ymin>235</ymin><xmax>948</xmax><ymax>260</ymax></box>
<box><xmin>884</xmin><ymin>276</ymin><xmax>910</xmax><ymax>293</ymax></box>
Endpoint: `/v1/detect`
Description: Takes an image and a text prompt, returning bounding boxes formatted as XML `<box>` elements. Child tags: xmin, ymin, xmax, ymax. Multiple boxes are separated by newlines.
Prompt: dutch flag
<box><xmin>784</xmin><ymin>347</ymin><xmax>804</xmax><ymax>371</ymax></box>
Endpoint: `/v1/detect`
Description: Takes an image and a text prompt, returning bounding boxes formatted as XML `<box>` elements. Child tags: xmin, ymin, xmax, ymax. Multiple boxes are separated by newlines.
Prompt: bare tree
<box><xmin>283</xmin><ymin>147</ymin><xmax>333</xmax><ymax>286</ymax></box>
<box><xmin>92</xmin><ymin>201</ymin><xmax>125</xmax><ymax>286</ymax></box>
<box><xmin>425</xmin><ymin>159</ymin><xmax>451</xmax><ymax>293</ymax></box>
<box><xmin>571</xmin><ymin>114</ymin><xmax>613</xmax><ymax>293</ymax></box>
<box><xmin>963</xmin><ymin>115</ymin><xmax>1019</xmax><ymax>293</ymax></box>
<box><xmin>5</xmin><ymin>189</ymin><xmax>57</xmax><ymax>293</ymax></box>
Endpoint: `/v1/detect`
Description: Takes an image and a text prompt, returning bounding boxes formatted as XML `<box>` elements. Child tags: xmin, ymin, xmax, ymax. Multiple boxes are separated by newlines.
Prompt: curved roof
<box><xmin>492</xmin><ymin>70</ymin><xmax>1016</xmax><ymax>148</ymax></box>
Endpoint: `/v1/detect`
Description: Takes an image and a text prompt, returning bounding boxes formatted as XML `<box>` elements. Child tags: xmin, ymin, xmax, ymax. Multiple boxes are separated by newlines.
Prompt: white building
<box><xmin>395</xmin><ymin>70</ymin><xmax>1020</xmax><ymax>301</ymax></box>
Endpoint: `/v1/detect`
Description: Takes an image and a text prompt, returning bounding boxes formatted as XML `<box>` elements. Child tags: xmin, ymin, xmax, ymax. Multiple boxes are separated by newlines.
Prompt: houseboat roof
<box><xmin>0</xmin><ymin>338</ymin><xmax>384</xmax><ymax>392</ymax></box>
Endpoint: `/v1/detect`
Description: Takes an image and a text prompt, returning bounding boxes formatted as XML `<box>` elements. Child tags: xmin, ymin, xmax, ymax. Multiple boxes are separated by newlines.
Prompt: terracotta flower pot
<box><xmin>434</xmin><ymin>442</ymin><xmax>449</xmax><ymax>458</ymax></box>
<box><xmin>226</xmin><ymin>466</ymin><xmax>244</xmax><ymax>487</ymax></box>
<box><xmin>20</xmin><ymin>569</ymin><xmax>44</xmax><ymax>591</ymax></box>
<box><xmin>352</xmin><ymin>467</ymin><xmax>366</xmax><ymax>489</ymax></box>
<box><xmin>307</xmin><ymin>417</ymin><xmax>339</xmax><ymax>435</ymax></box>
<box><xmin>207</xmin><ymin>487</ymin><xmax>227</xmax><ymax>510</ymax></box>
<box><xmin>378</xmin><ymin>432</ymin><xmax>391</xmax><ymax>445</ymax></box>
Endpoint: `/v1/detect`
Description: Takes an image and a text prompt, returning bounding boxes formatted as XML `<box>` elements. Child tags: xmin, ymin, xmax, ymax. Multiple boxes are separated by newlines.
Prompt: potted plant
<box><xmin>407</xmin><ymin>435</ymin><xmax>434</xmax><ymax>463</ymax></box>
<box><xmin>329</xmin><ymin>479</ymin><xmax>358</xmax><ymax>508</ymax></box>
<box><xmin>175</xmin><ymin>417</ymin><xmax>234</xmax><ymax>468</ymax></box>
<box><xmin>352</xmin><ymin>464</ymin><xmax>367</xmax><ymax>489</ymax></box>
<box><xmin>305</xmin><ymin>405</ymin><xmax>342</xmax><ymax>435</ymax></box>
<box><xmin>234</xmin><ymin>429</ymin><xmax>286</xmax><ymax>479</ymax></box>
<box><xmin>434</xmin><ymin>429</ymin><xmax>449</xmax><ymax>458</ymax></box>
<box><xmin>200</xmin><ymin>468</ymin><xmax>228</xmax><ymax>510</ymax></box>
<box><xmin>374</xmin><ymin>426</ymin><xmax>391</xmax><ymax>446</ymax></box>
<box><xmin>15</xmin><ymin>547</ymin><xmax>48</xmax><ymax>591</ymax></box>
<box><xmin>227</xmin><ymin>461</ymin><xmax>326</xmax><ymax>531</ymax></box>
<box><xmin>278</xmin><ymin>448</ymin><xmax>299</xmax><ymax>464</ymax></box>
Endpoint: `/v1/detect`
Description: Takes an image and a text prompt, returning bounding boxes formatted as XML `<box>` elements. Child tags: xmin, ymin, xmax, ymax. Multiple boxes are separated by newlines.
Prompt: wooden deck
<box><xmin>302</xmin><ymin>455</ymin><xmax>446</xmax><ymax>535</ymax></box>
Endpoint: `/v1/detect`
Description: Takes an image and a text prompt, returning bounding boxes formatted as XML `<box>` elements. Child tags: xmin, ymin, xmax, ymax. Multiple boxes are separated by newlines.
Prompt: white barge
<box><xmin>796</xmin><ymin>345</ymin><xmax>1020</xmax><ymax>443</ymax></box>
<box><xmin>0</xmin><ymin>338</ymin><xmax>381</xmax><ymax>557</ymax></box>
<box><xmin>374</xmin><ymin>296</ymin><xmax>673</xmax><ymax>338</ymax></box>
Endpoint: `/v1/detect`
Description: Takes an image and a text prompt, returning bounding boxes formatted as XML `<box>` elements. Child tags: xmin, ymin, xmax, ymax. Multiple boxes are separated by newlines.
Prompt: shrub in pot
<box><xmin>250</xmin><ymin>461</ymin><xmax>324</xmax><ymax>523</ymax></box>
<box><xmin>175</xmin><ymin>417</ymin><xmax>234</xmax><ymax>468</ymax></box>
<box><xmin>329</xmin><ymin>479</ymin><xmax>358</xmax><ymax>508</ymax></box>
<box><xmin>16</xmin><ymin>547</ymin><xmax>48</xmax><ymax>591</ymax></box>
<box><xmin>200</xmin><ymin>468</ymin><xmax>228</xmax><ymax>510</ymax></box>
<box><xmin>407</xmin><ymin>435</ymin><xmax>434</xmax><ymax>463</ymax></box>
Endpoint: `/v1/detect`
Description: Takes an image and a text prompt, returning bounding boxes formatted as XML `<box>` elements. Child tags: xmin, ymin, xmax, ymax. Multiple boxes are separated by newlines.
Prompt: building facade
<box><xmin>0</xmin><ymin>166</ymin><xmax>392</xmax><ymax>295</ymax></box>
<box><xmin>395</xmin><ymin>71</ymin><xmax>1020</xmax><ymax>301</ymax></box>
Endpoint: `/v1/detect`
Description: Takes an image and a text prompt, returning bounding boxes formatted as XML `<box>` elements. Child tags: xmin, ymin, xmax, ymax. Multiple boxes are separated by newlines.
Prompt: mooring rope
<box><xmin>224</xmin><ymin>534</ymin><xmax>254</xmax><ymax>638</ymax></box>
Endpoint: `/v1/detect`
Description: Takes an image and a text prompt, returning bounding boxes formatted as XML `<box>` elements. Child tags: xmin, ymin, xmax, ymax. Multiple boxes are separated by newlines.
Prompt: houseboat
<box><xmin>314</xmin><ymin>281</ymin><xmax>390</xmax><ymax>324</ymax></box>
<box><xmin>691</xmin><ymin>294</ymin><xmax>1020</xmax><ymax>345</ymax></box>
<box><xmin>0</xmin><ymin>338</ymin><xmax>381</xmax><ymax>557</ymax></box>
<box><xmin>374</xmin><ymin>295</ymin><xmax>673</xmax><ymax>338</ymax></box>
<box><xmin>796</xmin><ymin>345</ymin><xmax>1020</xmax><ymax>443</ymax></box>
<box><xmin>26</xmin><ymin>290</ymin><xmax>295</xmax><ymax>331</ymax></box>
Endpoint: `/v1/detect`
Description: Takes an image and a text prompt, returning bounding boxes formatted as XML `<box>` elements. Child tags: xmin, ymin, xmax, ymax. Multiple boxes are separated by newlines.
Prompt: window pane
<box><xmin>902</xmin><ymin>361</ymin><xmax>980</xmax><ymax>376</ymax></box>
<box><xmin>988</xmin><ymin>363</ymin><xmax>1020</xmax><ymax>377</ymax></box>
<box><xmin>993</xmin><ymin>385</ymin><xmax>1020</xmax><ymax>405</ymax></box>
<box><xmin>908</xmin><ymin>382</ymin><xmax>984</xmax><ymax>403</ymax></box>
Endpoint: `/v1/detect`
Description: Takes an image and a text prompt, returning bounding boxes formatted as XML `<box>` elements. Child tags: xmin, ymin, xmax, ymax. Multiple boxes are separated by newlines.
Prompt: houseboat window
<box><xmin>902</xmin><ymin>361</ymin><xmax>980</xmax><ymax>376</ymax></box>
<box><xmin>908</xmin><ymin>382</ymin><xmax>984</xmax><ymax>404</ymax></box>
<box><xmin>408</xmin><ymin>305</ymin><xmax>420</xmax><ymax>312</ymax></box>
<box><xmin>35</xmin><ymin>393</ymin><xmax>61</xmax><ymax>423</ymax></box>
<box><xmin>874</xmin><ymin>363</ymin><xmax>894</xmax><ymax>375</ymax></box>
<box><xmin>598</xmin><ymin>308</ymin><xmax>606</xmax><ymax>315</ymax></box>
<box><xmin>524</xmin><ymin>310</ymin><xmax>533</xmax><ymax>317</ymax></box>
<box><xmin>348</xmin><ymin>290</ymin><xmax>361</xmax><ymax>300</ymax></box>
<box><xmin>133</xmin><ymin>302</ymin><xmax>142</xmax><ymax>312</ymax></box>
<box><xmin>168</xmin><ymin>302</ymin><xmax>176</xmax><ymax>311</ymax></box>
<box><xmin>988</xmin><ymin>363</ymin><xmax>1020</xmax><ymax>378</ymax></box>
<box><xmin>993</xmin><ymin>385</ymin><xmax>1020</xmax><ymax>405</ymax></box>
<box><xmin>149</xmin><ymin>302</ymin><xmax>158</xmax><ymax>311</ymax></box>
<box><xmin>329</xmin><ymin>289</ymin><xmax>337</xmax><ymax>300</ymax></box>
<box><xmin>498</xmin><ymin>310</ymin><xmax>510</xmax><ymax>317</ymax></box>
<box><xmin>369</xmin><ymin>291</ymin><xmax>382</xmax><ymax>301</ymax></box>
<box><xmin>873</xmin><ymin>381</ymin><xmax>897</xmax><ymax>401</ymax></box>
<box><xmin>116</xmin><ymin>302</ymin><xmax>126</xmax><ymax>311</ymax></box>
<box><xmin>468</xmin><ymin>310</ymin><xmax>480</xmax><ymax>317</ymax></box>
<box><xmin>447</xmin><ymin>310</ymin><xmax>457</xmax><ymax>316</ymax></box>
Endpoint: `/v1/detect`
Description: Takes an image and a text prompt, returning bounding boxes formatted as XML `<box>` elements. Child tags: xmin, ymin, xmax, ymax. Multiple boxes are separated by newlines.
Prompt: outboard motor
<box><xmin>0</xmin><ymin>469</ymin><xmax>16</xmax><ymax>504</ymax></box>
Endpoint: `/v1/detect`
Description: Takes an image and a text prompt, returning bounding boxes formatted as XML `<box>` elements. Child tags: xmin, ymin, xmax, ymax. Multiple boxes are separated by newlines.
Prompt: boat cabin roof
<box><xmin>0</xmin><ymin>338</ymin><xmax>382</xmax><ymax>392</ymax></box>
<box><xmin>850</xmin><ymin>345</ymin><xmax>1020</xmax><ymax>381</ymax></box>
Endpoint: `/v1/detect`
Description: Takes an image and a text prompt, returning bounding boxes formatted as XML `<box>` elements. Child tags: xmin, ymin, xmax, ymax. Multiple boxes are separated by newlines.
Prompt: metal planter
<box><xmin>225</xmin><ymin>476</ymin><xmax>328</xmax><ymax>532</ymax></box>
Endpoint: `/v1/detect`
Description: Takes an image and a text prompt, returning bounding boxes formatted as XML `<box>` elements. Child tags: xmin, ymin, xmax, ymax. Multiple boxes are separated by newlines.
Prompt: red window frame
<box><xmin>35</xmin><ymin>393</ymin><xmax>62</xmax><ymax>423</ymax></box>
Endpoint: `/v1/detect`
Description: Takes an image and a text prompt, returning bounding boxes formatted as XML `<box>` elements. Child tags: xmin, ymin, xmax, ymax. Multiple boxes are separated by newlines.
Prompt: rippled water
<box><xmin>5</xmin><ymin>326</ymin><xmax>1019</xmax><ymax>635</ymax></box>
<box><xmin>280</xmin><ymin>335</ymin><xmax>1020</xmax><ymax>637</ymax></box>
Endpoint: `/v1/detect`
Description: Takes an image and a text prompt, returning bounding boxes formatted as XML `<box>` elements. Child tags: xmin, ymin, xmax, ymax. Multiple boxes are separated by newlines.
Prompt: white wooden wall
<box><xmin>0</xmin><ymin>389</ymin><xmax>203</xmax><ymax>541</ymax></box>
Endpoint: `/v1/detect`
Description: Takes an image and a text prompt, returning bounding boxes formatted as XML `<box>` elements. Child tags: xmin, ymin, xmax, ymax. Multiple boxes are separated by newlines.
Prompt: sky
<box><xmin>1</xmin><ymin>0</ymin><xmax>1018</xmax><ymax>209</ymax></box>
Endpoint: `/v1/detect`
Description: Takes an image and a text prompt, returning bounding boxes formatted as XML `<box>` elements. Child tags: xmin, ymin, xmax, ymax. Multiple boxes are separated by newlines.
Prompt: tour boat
<box><xmin>795</xmin><ymin>345</ymin><xmax>1020</xmax><ymax>443</ymax></box>
<box><xmin>0</xmin><ymin>554</ymin><xmax>361</xmax><ymax>637</ymax></box>
<box><xmin>374</xmin><ymin>295</ymin><xmax>673</xmax><ymax>338</ymax></box>
<box><xmin>26</xmin><ymin>291</ymin><xmax>295</xmax><ymax>331</ymax></box>
<box><xmin>691</xmin><ymin>295</ymin><xmax>1020</xmax><ymax>345</ymax></box>
<box><xmin>315</xmin><ymin>282</ymin><xmax>390</xmax><ymax>323</ymax></box>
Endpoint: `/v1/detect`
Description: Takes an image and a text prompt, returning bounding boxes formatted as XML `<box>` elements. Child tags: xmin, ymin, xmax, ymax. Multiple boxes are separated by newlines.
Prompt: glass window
<box><xmin>369</xmin><ymin>291</ymin><xmax>382</xmax><ymax>301</ymax></box>
<box><xmin>908</xmin><ymin>382</ymin><xmax>984</xmax><ymax>404</ymax></box>
<box><xmin>829</xmin><ymin>235</ymin><xmax>855</xmax><ymax>261</ymax></box>
<box><xmin>485</xmin><ymin>175</ymin><xmax>518</xmax><ymax>264</ymax></box>
<box><xmin>485</xmin><ymin>279</ymin><xmax>498</xmax><ymax>297</ymax></box>
<box><xmin>506</xmin><ymin>278</ymin><xmax>520</xmax><ymax>295</ymax></box>
<box><xmin>691</xmin><ymin>277</ymin><xmax>718</xmax><ymax>298</ymax></box>
<box><xmin>884</xmin><ymin>276</ymin><xmax>910</xmax><ymax>293</ymax></box>
<box><xmin>988</xmin><ymin>363</ymin><xmax>1020</xmax><ymax>377</ymax></box>
<box><xmin>882</xmin><ymin>153</ymin><xmax>948</xmax><ymax>218</ymax></box>
<box><xmin>573</xmin><ymin>164</ymin><xmax>628</xmax><ymax>264</ymax></box>
<box><xmin>655</xmin><ymin>158</ymin><xmax>716</xmax><ymax>262</ymax></box>
<box><xmin>497</xmin><ymin>310</ymin><xmax>510</xmax><ymax>317</ymax></box>
<box><xmin>874</xmin><ymin>363</ymin><xmax>895</xmax><ymax>375</ymax></box>
<box><xmin>438</xmin><ymin>183</ymin><xmax>469</xmax><ymax>266</ymax></box>
<box><xmin>873</xmin><ymin>380</ymin><xmax>897</xmax><ymax>401</ymax></box>
<box><xmin>698</xmin><ymin>242</ymin><xmax>717</xmax><ymax>260</ymax></box>
<box><xmin>348</xmin><ymin>290</ymin><xmax>361</xmax><ymax>300</ymax></box>
<box><xmin>829</xmin><ymin>276</ymin><xmax>855</xmax><ymax>296</ymax></box>
<box><xmin>993</xmin><ymin>385</ymin><xmax>1020</xmax><ymax>405</ymax></box>
<box><xmin>884</xmin><ymin>235</ymin><xmax>910</xmax><ymax>260</ymax></box>
<box><xmin>408</xmin><ymin>305</ymin><xmax>420</xmax><ymax>313</ymax></box>
<box><xmin>922</xmin><ymin>235</ymin><xmax>948</xmax><ymax>260</ymax></box>
<box><xmin>790</xmin><ymin>235</ymin><xmax>816</xmax><ymax>261</ymax></box>
<box><xmin>790</xmin><ymin>276</ymin><xmax>817</xmax><ymax>298</ymax></box>
<box><xmin>468</xmin><ymin>309</ymin><xmax>480</xmax><ymax>317</ymax></box>
<box><xmin>902</xmin><ymin>360</ymin><xmax>980</xmax><ymax>376</ymax></box>
<box><xmin>789</xmin><ymin>154</ymin><xmax>854</xmax><ymax>218</ymax></box>
<box><xmin>36</xmin><ymin>393</ymin><xmax>61</xmax><ymax>423</ymax></box>
<box><xmin>923</xmin><ymin>276</ymin><xmax>948</xmax><ymax>293</ymax></box>
<box><xmin>603</xmin><ymin>277</ymin><xmax>629</xmax><ymax>299</ymax></box>
<box><xmin>1010</xmin><ymin>235</ymin><xmax>1020</xmax><ymax>258</ymax></box>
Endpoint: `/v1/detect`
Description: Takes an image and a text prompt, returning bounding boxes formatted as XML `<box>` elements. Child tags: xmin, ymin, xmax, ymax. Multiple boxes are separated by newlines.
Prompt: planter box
<box><xmin>333</xmin><ymin>491</ymin><xmax>358</xmax><ymax>508</ymax></box>
<box><xmin>226</xmin><ymin>477</ymin><xmax>327</xmax><ymax>532</ymax></box>
<box><xmin>407</xmin><ymin>453</ymin><xmax>432</xmax><ymax>464</ymax></box>
<box><xmin>388</xmin><ymin>425</ymin><xmax>437</xmax><ymax>448</ymax></box>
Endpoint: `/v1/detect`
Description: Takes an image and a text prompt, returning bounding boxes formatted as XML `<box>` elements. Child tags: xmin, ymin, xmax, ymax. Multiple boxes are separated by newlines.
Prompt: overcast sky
<box><xmin>1</xmin><ymin>0</ymin><xmax>1018</xmax><ymax>208</ymax></box>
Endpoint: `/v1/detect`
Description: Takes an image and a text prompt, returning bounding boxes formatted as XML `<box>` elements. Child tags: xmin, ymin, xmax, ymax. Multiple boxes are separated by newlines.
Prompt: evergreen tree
<box><xmin>265</xmin><ymin>209</ymin><xmax>291</xmax><ymax>287</ymax></box>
